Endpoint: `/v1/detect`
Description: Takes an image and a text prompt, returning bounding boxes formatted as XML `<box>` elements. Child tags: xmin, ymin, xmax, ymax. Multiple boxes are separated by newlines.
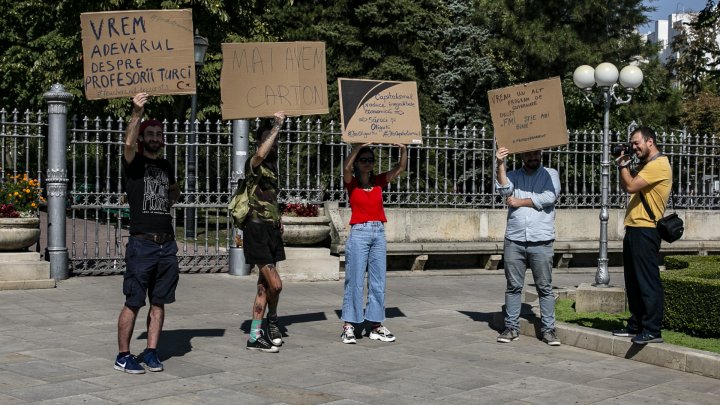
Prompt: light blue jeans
<box><xmin>342</xmin><ymin>221</ymin><xmax>387</xmax><ymax>324</ymax></box>
<box><xmin>503</xmin><ymin>239</ymin><xmax>556</xmax><ymax>333</ymax></box>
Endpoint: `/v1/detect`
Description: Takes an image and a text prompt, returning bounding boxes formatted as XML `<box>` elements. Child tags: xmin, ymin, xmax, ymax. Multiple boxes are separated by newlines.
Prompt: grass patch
<box><xmin>555</xmin><ymin>299</ymin><xmax>720</xmax><ymax>354</ymax></box>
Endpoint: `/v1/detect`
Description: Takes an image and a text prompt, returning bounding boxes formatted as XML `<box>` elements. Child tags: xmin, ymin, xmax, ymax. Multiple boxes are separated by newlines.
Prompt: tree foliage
<box><xmin>622</xmin><ymin>59</ymin><xmax>684</xmax><ymax>132</ymax></box>
<box><xmin>0</xmin><ymin>0</ymin><xmax>269</xmax><ymax>121</ymax></box>
<box><xmin>432</xmin><ymin>0</ymin><xmax>496</xmax><ymax>127</ymax></box>
<box><xmin>261</xmin><ymin>0</ymin><xmax>450</xmax><ymax>123</ymax></box>
<box><xmin>682</xmin><ymin>92</ymin><xmax>720</xmax><ymax>135</ymax></box>
<box><xmin>0</xmin><ymin>0</ymin><xmax>695</xmax><ymax>134</ymax></box>
<box><xmin>473</xmin><ymin>0</ymin><xmax>652</xmax><ymax>84</ymax></box>
<box><xmin>666</xmin><ymin>1</ymin><xmax>720</xmax><ymax>134</ymax></box>
<box><xmin>471</xmin><ymin>0</ymin><xmax>665</xmax><ymax>131</ymax></box>
<box><xmin>668</xmin><ymin>2</ymin><xmax>720</xmax><ymax>96</ymax></box>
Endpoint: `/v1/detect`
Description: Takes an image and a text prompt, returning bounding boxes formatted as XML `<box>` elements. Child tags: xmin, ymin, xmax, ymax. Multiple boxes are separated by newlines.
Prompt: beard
<box><xmin>524</xmin><ymin>159</ymin><xmax>540</xmax><ymax>170</ymax></box>
<box><xmin>142</xmin><ymin>140</ymin><xmax>162</xmax><ymax>153</ymax></box>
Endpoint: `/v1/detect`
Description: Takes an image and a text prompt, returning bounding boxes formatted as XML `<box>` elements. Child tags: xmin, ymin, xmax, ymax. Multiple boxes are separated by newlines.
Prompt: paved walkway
<box><xmin>1</xmin><ymin>271</ymin><xmax>719</xmax><ymax>404</ymax></box>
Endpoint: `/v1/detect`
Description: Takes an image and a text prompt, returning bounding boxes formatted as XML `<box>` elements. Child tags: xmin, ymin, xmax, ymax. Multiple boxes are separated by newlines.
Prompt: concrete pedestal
<box><xmin>575</xmin><ymin>282</ymin><xmax>626</xmax><ymax>314</ymax></box>
<box><xmin>276</xmin><ymin>247</ymin><xmax>339</xmax><ymax>281</ymax></box>
<box><xmin>228</xmin><ymin>247</ymin><xmax>251</xmax><ymax>276</ymax></box>
<box><xmin>0</xmin><ymin>252</ymin><xmax>55</xmax><ymax>290</ymax></box>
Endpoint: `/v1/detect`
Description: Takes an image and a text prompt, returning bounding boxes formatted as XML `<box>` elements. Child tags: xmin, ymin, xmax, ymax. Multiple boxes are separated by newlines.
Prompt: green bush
<box><xmin>664</xmin><ymin>255</ymin><xmax>720</xmax><ymax>270</ymax></box>
<box><xmin>661</xmin><ymin>256</ymin><xmax>720</xmax><ymax>337</ymax></box>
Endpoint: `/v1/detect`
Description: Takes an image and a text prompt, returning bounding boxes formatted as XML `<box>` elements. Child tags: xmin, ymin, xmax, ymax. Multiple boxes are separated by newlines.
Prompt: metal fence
<box><xmin>2</xmin><ymin>108</ymin><xmax>719</xmax><ymax>275</ymax></box>
<box><xmin>275</xmin><ymin>118</ymin><xmax>720</xmax><ymax>209</ymax></box>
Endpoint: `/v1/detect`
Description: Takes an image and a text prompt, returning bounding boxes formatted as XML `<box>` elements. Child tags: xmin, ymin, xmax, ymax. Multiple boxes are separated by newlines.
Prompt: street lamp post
<box><xmin>573</xmin><ymin>62</ymin><xmax>643</xmax><ymax>287</ymax></box>
<box><xmin>185</xmin><ymin>31</ymin><xmax>208</xmax><ymax>238</ymax></box>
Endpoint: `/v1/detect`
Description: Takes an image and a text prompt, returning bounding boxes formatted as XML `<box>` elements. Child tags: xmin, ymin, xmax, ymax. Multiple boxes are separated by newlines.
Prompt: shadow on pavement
<box><xmin>137</xmin><ymin>328</ymin><xmax>226</xmax><ymax>359</ymax></box>
<box><xmin>459</xmin><ymin>302</ymin><xmax>536</xmax><ymax>333</ymax></box>
<box><xmin>332</xmin><ymin>306</ymin><xmax>406</xmax><ymax>321</ymax></box>
<box><xmin>239</xmin><ymin>311</ymin><xmax>329</xmax><ymax>335</ymax></box>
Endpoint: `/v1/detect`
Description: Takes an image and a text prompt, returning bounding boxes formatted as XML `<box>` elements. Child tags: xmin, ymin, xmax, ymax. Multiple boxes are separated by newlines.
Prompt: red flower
<box><xmin>283</xmin><ymin>203</ymin><xmax>319</xmax><ymax>217</ymax></box>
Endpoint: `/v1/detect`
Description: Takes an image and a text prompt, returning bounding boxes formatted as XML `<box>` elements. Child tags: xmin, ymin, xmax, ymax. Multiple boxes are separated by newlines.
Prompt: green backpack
<box><xmin>228</xmin><ymin>176</ymin><xmax>256</xmax><ymax>228</ymax></box>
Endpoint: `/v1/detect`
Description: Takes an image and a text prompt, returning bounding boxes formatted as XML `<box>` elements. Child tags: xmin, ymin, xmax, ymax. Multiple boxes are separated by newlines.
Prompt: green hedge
<box><xmin>661</xmin><ymin>256</ymin><xmax>720</xmax><ymax>337</ymax></box>
<box><xmin>664</xmin><ymin>255</ymin><xmax>720</xmax><ymax>270</ymax></box>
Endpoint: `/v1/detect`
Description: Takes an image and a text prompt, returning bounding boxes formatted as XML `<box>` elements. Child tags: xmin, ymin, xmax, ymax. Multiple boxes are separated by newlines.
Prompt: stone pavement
<box><xmin>1</xmin><ymin>271</ymin><xmax>719</xmax><ymax>404</ymax></box>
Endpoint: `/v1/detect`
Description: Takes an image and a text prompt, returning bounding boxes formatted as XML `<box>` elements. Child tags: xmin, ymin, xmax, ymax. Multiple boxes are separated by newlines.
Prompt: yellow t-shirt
<box><xmin>624</xmin><ymin>156</ymin><xmax>672</xmax><ymax>227</ymax></box>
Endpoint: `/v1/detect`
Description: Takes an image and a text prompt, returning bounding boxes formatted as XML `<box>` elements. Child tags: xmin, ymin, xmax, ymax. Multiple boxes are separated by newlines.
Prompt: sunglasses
<box><xmin>357</xmin><ymin>158</ymin><xmax>374</xmax><ymax>164</ymax></box>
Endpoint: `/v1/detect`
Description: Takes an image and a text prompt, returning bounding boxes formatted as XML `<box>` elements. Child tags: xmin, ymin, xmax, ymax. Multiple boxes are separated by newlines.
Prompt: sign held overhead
<box><xmin>80</xmin><ymin>9</ymin><xmax>196</xmax><ymax>100</ymax></box>
<box><xmin>338</xmin><ymin>78</ymin><xmax>422</xmax><ymax>145</ymax></box>
<box><xmin>488</xmin><ymin>77</ymin><xmax>568</xmax><ymax>153</ymax></box>
<box><xmin>220</xmin><ymin>41</ymin><xmax>329</xmax><ymax>119</ymax></box>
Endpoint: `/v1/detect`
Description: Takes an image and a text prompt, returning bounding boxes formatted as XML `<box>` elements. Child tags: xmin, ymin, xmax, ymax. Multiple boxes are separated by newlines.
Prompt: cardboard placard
<box><xmin>220</xmin><ymin>42</ymin><xmax>329</xmax><ymax>119</ymax></box>
<box><xmin>338</xmin><ymin>78</ymin><xmax>422</xmax><ymax>144</ymax></box>
<box><xmin>81</xmin><ymin>9</ymin><xmax>196</xmax><ymax>100</ymax></box>
<box><xmin>488</xmin><ymin>77</ymin><xmax>568</xmax><ymax>153</ymax></box>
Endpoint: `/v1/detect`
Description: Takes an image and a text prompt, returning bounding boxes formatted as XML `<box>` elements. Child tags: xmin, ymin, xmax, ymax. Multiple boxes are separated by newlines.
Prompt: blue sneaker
<box><xmin>139</xmin><ymin>349</ymin><xmax>164</xmax><ymax>372</ymax></box>
<box><xmin>114</xmin><ymin>353</ymin><xmax>145</xmax><ymax>374</ymax></box>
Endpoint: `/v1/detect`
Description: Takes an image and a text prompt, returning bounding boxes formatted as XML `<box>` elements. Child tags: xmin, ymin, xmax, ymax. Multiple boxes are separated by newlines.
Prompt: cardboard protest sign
<box><xmin>338</xmin><ymin>78</ymin><xmax>422</xmax><ymax>145</ymax></box>
<box><xmin>488</xmin><ymin>77</ymin><xmax>568</xmax><ymax>153</ymax></box>
<box><xmin>80</xmin><ymin>9</ymin><xmax>196</xmax><ymax>100</ymax></box>
<box><xmin>220</xmin><ymin>42</ymin><xmax>329</xmax><ymax>119</ymax></box>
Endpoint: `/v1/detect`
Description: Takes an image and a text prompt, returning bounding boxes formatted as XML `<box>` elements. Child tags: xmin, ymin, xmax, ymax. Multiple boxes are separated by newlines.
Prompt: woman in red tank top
<box><xmin>339</xmin><ymin>143</ymin><xmax>407</xmax><ymax>344</ymax></box>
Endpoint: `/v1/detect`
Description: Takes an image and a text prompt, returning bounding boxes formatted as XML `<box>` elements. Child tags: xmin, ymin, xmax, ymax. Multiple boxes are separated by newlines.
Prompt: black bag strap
<box><xmin>635</xmin><ymin>152</ymin><xmax>674</xmax><ymax>223</ymax></box>
<box><xmin>638</xmin><ymin>191</ymin><xmax>657</xmax><ymax>224</ymax></box>
<box><xmin>639</xmin><ymin>188</ymin><xmax>675</xmax><ymax>225</ymax></box>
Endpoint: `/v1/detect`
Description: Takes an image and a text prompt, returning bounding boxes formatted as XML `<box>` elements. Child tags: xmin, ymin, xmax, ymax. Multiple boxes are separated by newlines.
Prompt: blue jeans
<box><xmin>503</xmin><ymin>239</ymin><xmax>555</xmax><ymax>333</ymax></box>
<box><xmin>342</xmin><ymin>222</ymin><xmax>387</xmax><ymax>324</ymax></box>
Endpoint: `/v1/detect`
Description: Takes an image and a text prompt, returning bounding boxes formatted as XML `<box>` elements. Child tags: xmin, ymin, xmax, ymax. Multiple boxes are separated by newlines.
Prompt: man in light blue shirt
<box><xmin>495</xmin><ymin>147</ymin><xmax>561</xmax><ymax>346</ymax></box>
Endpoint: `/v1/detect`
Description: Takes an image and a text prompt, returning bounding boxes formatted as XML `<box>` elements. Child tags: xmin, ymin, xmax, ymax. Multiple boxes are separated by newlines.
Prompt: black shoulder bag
<box><xmin>638</xmin><ymin>189</ymin><xmax>684</xmax><ymax>243</ymax></box>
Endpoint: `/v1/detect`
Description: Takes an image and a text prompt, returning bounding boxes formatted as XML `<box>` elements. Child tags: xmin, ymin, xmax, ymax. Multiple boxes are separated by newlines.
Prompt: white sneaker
<box><xmin>341</xmin><ymin>325</ymin><xmax>356</xmax><ymax>344</ymax></box>
<box><xmin>369</xmin><ymin>325</ymin><xmax>396</xmax><ymax>342</ymax></box>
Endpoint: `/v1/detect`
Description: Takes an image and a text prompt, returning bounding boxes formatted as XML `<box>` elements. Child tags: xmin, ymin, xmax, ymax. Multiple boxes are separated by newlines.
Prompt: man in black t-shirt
<box><xmin>114</xmin><ymin>93</ymin><xmax>180</xmax><ymax>374</ymax></box>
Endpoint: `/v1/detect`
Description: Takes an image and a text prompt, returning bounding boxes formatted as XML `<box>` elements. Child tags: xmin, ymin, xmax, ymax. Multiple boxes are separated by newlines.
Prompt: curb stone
<box><xmin>492</xmin><ymin>301</ymin><xmax>720</xmax><ymax>380</ymax></box>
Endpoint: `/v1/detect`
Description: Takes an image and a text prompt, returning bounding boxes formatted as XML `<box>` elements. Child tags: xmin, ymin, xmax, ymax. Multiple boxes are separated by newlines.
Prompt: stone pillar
<box><xmin>43</xmin><ymin>84</ymin><xmax>73</xmax><ymax>280</ymax></box>
<box><xmin>228</xmin><ymin>119</ymin><xmax>251</xmax><ymax>276</ymax></box>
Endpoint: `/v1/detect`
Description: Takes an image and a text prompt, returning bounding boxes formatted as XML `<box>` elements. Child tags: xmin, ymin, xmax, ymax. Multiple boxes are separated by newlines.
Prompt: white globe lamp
<box><xmin>619</xmin><ymin>65</ymin><xmax>644</xmax><ymax>90</ymax></box>
<box><xmin>573</xmin><ymin>65</ymin><xmax>596</xmax><ymax>90</ymax></box>
<box><xmin>594</xmin><ymin>63</ymin><xmax>619</xmax><ymax>87</ymax></box>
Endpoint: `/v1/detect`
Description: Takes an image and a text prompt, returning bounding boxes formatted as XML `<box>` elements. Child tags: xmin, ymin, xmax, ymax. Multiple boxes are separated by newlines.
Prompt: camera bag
<box><xmin>639</xmin><ymin>189</ymin><xmax>684</xmax><ymax>243</ymax></box>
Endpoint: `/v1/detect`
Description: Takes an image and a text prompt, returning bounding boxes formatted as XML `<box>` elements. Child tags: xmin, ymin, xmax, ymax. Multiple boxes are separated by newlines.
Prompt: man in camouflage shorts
<box><xmin>243</xmin><ymin>111</ymin><xmax>286</xmax><ymax>353</ymax></box>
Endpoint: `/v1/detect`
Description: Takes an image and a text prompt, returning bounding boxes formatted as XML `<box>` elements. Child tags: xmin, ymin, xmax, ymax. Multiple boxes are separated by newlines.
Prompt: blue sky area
<box><xmin>641</xmin><ymin>0</ymin><xmax>712</xmax><ymax>31</ymax></box>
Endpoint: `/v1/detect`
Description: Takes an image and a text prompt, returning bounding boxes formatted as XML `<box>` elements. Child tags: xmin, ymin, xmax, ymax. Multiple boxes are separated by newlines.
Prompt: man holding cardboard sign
<box><xmin>115</xmin><ymin>92</ymin><xmax>180</xmax><ymax>374</ymax></box>
<box><xmin>495</xmin><ymin>146</ymin><xmax>561</xmax><ymax>346</ymax></box>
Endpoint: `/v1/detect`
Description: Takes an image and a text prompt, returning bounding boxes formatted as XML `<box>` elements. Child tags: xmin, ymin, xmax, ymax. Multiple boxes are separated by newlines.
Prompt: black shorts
<box><xmin>243</xmin><ymin>220</ymin><xmax>286</xmax><ymax>265</ymax></box>
<box><xmin>123</xmin><ymin>236</ymin><xmax>180</xmax><ymax>308</ymax></box>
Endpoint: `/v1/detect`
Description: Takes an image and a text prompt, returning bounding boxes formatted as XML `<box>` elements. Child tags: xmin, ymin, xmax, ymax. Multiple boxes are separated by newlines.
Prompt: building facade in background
<box><xmin>644</xmin><ymin>13</ymin><xmax>720</xmax><ymax>65</ymax></box>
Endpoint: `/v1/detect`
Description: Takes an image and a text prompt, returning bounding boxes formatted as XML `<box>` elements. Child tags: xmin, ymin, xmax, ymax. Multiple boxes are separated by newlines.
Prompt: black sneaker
<box><xmin>612</xmin><ymin>328</ymin><xmax>639</xmax><ymax>337</ymax></box>
<box><xmin>266</xmin><ymin>316</ymin><xmax>283</xmax><ymax>347</ymax></box>
<box><xmin>542</xmin><ymin>330</ymin><xmax>561</xmax><ymax>346</ymax></box>
<box><xmin>631</xmin><ymin>331</ymin><xmax>663</xmax><ymax>345</ymax></box>
<box><xmin>497</xmin><ymin>328</ymin><xmax>519</xmax><ymax>343</ymax></box>
<box><xmin>246</xmin><ymin>331</ymin><xmax>279</xmax><ymax>353</ymax></box>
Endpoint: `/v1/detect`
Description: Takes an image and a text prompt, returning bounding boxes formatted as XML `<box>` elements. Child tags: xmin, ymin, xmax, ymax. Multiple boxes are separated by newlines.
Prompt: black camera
<box><xmin>611</xmin><ymin>143</ymin><xmax>632</xmax><ymax>157</ymax></box>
